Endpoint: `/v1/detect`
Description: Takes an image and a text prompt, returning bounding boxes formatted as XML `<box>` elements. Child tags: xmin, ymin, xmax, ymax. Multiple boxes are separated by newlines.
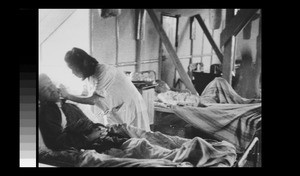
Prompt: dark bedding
<box><xmin>39</xmin><ymin>124</ymin><xmax>237</xmax><ymax>167</ymax></box>
<box><xmin>39</xmin><ymin>146</ymin><xmax>80</xmax><ymax>167</ymax></box>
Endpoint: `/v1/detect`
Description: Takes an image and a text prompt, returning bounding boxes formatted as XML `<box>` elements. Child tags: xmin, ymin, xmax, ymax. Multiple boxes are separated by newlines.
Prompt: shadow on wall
<box><xmin>234</xmin><ymin>47</ymin><xmax>261</xmax><ymax>99</ymax></box>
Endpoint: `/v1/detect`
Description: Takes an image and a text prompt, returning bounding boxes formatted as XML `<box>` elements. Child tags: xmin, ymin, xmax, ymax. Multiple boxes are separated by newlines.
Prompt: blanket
<box><xmin>200</xmin><ymin>77</ymin><xmax>261</xmax><ymax>104</ymax></box>
<box><xmin>171</xmin><ymin>104</ymin><xmax>261</xmax><ymax>153</ymax></box>
<box><xmin>76</xmin><ymin>124</ymin><xmax>237</xmax><ymax>167</ymax></box>
<box><xmin>156</xmin><ymin>91</ymin><xmax>201</xmax><ymax>107</ymax></box>
<box><xmin>39</xmin><ymin>124</ymin><xmax>237</xmax><ymax>167</ymax></box>
<box><xmin>154</xmin><ymin>77</ymin><xmax>261</xmax><ymax>153</ymax></box>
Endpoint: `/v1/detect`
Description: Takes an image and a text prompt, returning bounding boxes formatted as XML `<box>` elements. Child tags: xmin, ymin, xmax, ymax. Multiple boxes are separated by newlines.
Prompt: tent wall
<box><xmin>90</xmin><ymin>9</ymin><xmax>160</xmax><ymax>74</ymax></box>
<box><xmin>90</xmin><ymin>9</ymin><xmax>224</xmax><ymax>89</ymax></box>
<box><xmin>39</xmin><ymin>9</ymin><xmax>261</xmax><ymax>98</ymax></box>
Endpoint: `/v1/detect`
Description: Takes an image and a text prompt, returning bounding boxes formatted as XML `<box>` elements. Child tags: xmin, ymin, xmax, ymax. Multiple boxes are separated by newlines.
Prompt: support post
<box><xmin>158</xmin><ymin>14</ymin><xmax>163</xmax><ymax>80</ymax></box>
<box><xmin>220</xmin><ymin>9</ymin><xmax>259</xmax><ymax>47</ymax></box>
<box><xmin>135</xmin><ymin>9</ymin><xmax>146</xmax><ymax>72</ymax></box>
<box><xmin>190</xmin><ymin>16</ymin><xmax>196</xmax><ymax>65</ymax></box>
<box><xmin>115</xmin><ymin>16</ymin><xmax>119</xmax><ymax>66</ymax></box>
<box><xmin>222</xmin><ymin>9</ymin><xmax>235</xmax><ymax>85</ymax></box>
<box><xmin>189</xmin><ymin>16</ymin><xmax>195</xmax><ymax>80</ymax></box>
<box><xmin>254</xmin><ymin>15</ymin><xmax>261</xmax><ymax>98</ymax></box>
<box><xmin>147</xmin><ymin>9</ymin><xmax>198</xmax><ymax>95</ymax></box>
<box><xmin>194</xmin><ymin>14</ymin><xmax>223</xmax><ymax>63</ymax></box>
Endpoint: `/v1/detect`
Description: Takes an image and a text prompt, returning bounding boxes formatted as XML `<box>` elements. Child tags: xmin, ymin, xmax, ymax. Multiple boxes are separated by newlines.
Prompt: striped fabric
<box><xmin>156</xmin><ymin>77</ymin><xmax>261</xmax><ymax>153</ymax></box>
<box><xmin>171</xmin><ymin>103</ymin><xmax>261</xmax><ymax>153</ymax></box>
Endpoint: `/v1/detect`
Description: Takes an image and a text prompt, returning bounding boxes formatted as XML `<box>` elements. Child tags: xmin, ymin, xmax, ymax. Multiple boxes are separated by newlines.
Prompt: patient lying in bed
<box><xmin>154</xmin><ymin>77</ymin><xmax>261</xmax><ymax>154</ymax></box>
<box><xmin>39</xmin><ymin>73</ymin><xmax>237</xmax><ymax>167</ymax></box>
<box><xmin>39</xmin><ymin>73</ymin><xmax>129</xmax><ymax>152</ymax></box>
<box><xmin>40</xmin><ymin>122</ymin><xmax>237</xmax><ymax>167</ymax></box>
<box><xmin>155</xmin><ymin>77</ymin><xmax>261</xmax><ymax>108</ymax></box>
<box><xmin>76</xmin><ymin>123</ymin><xmax>237</xmax><ymax>167</ymax></box>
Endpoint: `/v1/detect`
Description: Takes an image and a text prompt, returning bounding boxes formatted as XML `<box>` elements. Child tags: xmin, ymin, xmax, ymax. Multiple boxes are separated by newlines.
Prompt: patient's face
<box><xmin>86</xmin><ymin>126</ymin><xmax>108</xmax><ymax>141</ymax></box>
<box><xmin>39</xmin><ymin>78</ymin><xmax>60</xmax><ymax>102</ymax></box>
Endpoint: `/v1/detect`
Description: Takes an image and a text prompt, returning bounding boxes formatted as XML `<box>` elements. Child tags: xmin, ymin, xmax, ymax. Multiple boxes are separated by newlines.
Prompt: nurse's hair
<box><xmin>64</xmin><ymin>47</ymin><xmax>99</xmax><ymax>80</ymax></box>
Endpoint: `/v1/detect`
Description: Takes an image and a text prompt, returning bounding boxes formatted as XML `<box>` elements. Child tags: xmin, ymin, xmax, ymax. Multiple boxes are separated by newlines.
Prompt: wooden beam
<box><xmin>188</xmin><ymin>17</ymin><xmax>195</xmax><ymax>80</ymax></box>
<box><xmin>194</xmin><ymin>14</ymin><xmax>223</xmax><ymax>63</ymax></box>
<box><xmin>256</xmin><ymin>16</ymin><xmax>261</xmax><ymax>71</ymax></box>
<box><xmin>222</xmin><ymin>9</ymin><xmax>235</xmax><ymax>85</ymax></box>
<box><xmin>115</xmin><ymin>16</ymin><xmax>119</xmax><ymax>65</ymax></box>
<box><xmin>189</xmin><ymin>17</ymin><xmax>195</xmax><ymax>63</ymax></box>
<box><xmin>146</xmin><ymin>9</ymin><xmax>198</xmax><ymax>95</ymax></box>
<box><xmin>175</xmin><ymin>15</ymin><xmax>180</xmax><ymax>48</ymax></box>
<box><xmin>136</xmin><ymin>9</ymin><xmax>146</xmax><ymax>40</ymax></box>
<box><xmin>136</xmin><ymin>40</ymin><xmax>142</xmax><ymax>72</ymax></box>
<box><xmin>135</xmin><ymin>9</ymin><xmax>146</xmax><ymax>72</ymax></box>
<box><xmin>220</xmin><ymin>9</ymin><xmax>259</xmax><ymax>47</ymax></box>
<box><xmin>254</xmin><ymin>16</ymin><xmax>261</xmax><ymax>98</ymax></box>
<box><xmin>157</xmin><ymin>14</ymin><xmax>163</xmax><ymax>80</ymax></box>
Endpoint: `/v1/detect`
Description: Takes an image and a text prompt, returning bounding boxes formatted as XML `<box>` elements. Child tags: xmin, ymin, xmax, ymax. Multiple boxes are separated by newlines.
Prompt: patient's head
<box><xmin>155</xmin><ymin>80</ymin><xmax>170</xmax><ymax>93</ymax></box>
<box><xmin>39</xmin><ymin>73</ymin><xmax>60</xmax><ymax>103</ymax></box>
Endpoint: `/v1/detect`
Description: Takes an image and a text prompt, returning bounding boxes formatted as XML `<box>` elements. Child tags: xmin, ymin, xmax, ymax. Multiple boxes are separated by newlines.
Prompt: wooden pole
<box><xmin>200</xmin><ymin>24</ymin><xmax>205</xmax><ymax>63</ymax></box>
<box><xmin>135</xmin><ymin>9</ymin><xmax>146</xmax><ymax>72</ymax></box>
<box><xmin>174</xmin><ymin>15</ymin><xmax>180</xmax><ymax>88</ymax></box>
<box><xmin>115</xmin><ymin>16</ymin><xmax>119</xmax><ymax>66</ymax></box>
<box><xmin>190</xmin><ymin>16</ymin><xmax>196</xmax><ymax>65</ymax></box>
<box><xmin>210</xmin><ymin>29</ymin><xmax>214</xmax><ymax>67</ymax></box>
<box><xmin>189</xmin><ymin>16</ymin><xmax>195</xmax><ymax>80</ymax></box>
<box><xmin>158</xmin><ymin>14</ymin><xmax>163</xmax><ymax>80</ymax></box>
<box><xmin>220</xmin><ymin>9</ymin><xmax>259</xmax><ymax>47</ymax></box>
<box><xmin>254</xmin><ymin>15</ymin><xmax>261</xmax><ymax>98</ymax></box>
<box><xmin>136</xmin><ymin>40</ymin><xmax>142</xmax><ymax>72</ymax></box>
<box><xmin>222</xmin><ymin>9</ymin><xmax>235</xmax><ymax>85</ymax></box>
<box><xmin>146</xmin><ymin>9</ymin><xmax>198</xmax><ymax>95</ymax></box>
<box><xmin>195</xmin><ymin>14</ymin><xmax>223</xmax><ymax>63</ymax></box>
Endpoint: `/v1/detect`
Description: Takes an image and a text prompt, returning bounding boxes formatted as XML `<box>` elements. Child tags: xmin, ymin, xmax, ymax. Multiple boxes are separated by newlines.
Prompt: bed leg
<box><xmin>237</xmin><ymin>137</ymin><xmax>259</xmax><ymax>167</ymax></box>
<box><xmin>253</xmin><ymin>141</ymin><xmax>258</xmax><ymax>167</ymax></box>
<box><xmin>255</xmin><ymin>138</ymin><xmax>261</xmax><ymax>167</ymax></box>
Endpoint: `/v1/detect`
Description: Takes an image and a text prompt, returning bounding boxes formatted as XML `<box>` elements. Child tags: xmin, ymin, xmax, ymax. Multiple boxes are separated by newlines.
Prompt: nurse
<box><xmin>60</xmin><ymin>47</ymin><xmax>150</xmax><ymax>131</ymax></box>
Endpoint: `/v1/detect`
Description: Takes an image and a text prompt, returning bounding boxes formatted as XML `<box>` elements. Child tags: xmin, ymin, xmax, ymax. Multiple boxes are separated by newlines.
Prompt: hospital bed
<box><xmin>38</xmin><ymin>119</ymin><xmax>260</xmax><ymax>167</ymax></box>
<box><xmin>153</xmin><ymin>106</ymin><xmax>261</xmax><ymax>167</ymax></box>
<box><xmin>38</xmin><ymin>73</ymin><xmax>261</xmax><ymax>167</ymax></box>
<box><xmin>38</xmin><ymin>124</ymin><xmax>239</xmax><ymax>167</ymax></box>
<box><xmin>152</xmin><ymin>77</ymin><xmax>261</xmax><ymax>167</ymax></box>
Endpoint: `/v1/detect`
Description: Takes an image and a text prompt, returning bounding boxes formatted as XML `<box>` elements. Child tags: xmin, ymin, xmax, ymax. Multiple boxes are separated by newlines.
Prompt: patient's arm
<box><xmin>64</xmin><ymin>93</ymin><xmax>99</xmax><ymax>105</ymax></box>
<box><xmin>40</xmin><ymin>109</ymin><xmax>73</xmax><ymax>150</ymax></box>
<box><xmin>55</xmin><ymin>132</ymin><xmax>72</xmax><ymax>149</ymax></box>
